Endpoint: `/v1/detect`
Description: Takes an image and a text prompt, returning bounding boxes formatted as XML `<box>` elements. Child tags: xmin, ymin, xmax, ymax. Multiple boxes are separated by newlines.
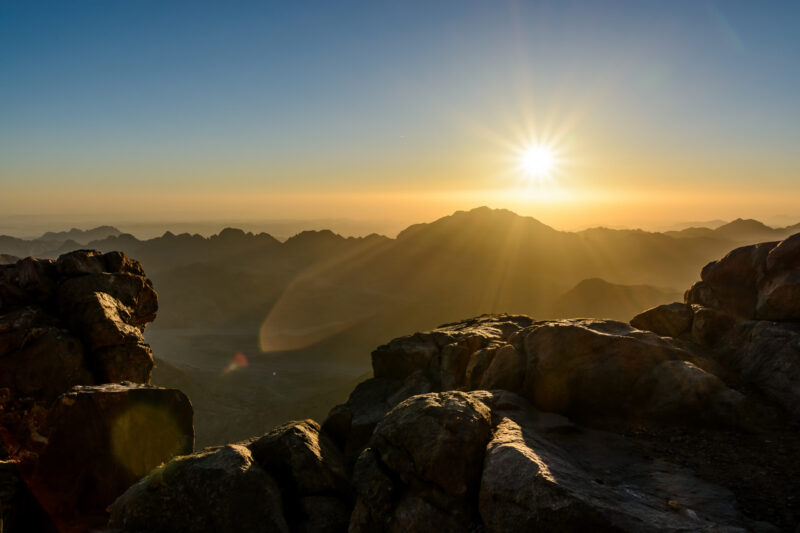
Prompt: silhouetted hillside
<box><xmin>3</xmin><ymin>207</ymin><xmax>799</xmax><ymax>446</ymax></box>
<box><xmin>40</xmin><ymin>225</ymin><xmax>121</xmax><ymax>244</ymax></box>
<box><xmin>553</xmin><ymin>278</ymin><xmax>681</xmax><ymax>320</ymax></box>
<box><xmin>665</xmin><ymin>217</ymin><xmax>800</xmax><ymax>242</ymax></box>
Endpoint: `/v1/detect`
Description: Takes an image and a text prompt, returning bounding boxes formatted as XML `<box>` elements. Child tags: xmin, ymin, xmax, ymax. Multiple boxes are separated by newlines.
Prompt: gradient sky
<box><xmin>2</xmin><ymin>1</ymin><xmax>799</xmax><ymax>233</ymax></box>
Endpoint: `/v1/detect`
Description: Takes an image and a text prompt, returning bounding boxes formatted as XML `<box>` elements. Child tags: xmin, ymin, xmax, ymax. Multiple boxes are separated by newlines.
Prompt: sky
<box><xmin>2</xmin><ymin>0</ymin><xmax>799</xmax><ymax>234</ymax></box>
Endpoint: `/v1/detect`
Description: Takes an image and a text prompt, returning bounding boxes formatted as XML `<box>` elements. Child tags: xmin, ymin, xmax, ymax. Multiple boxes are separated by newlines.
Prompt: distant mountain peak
<box><xmin>397</xmin><ymin>206</ymin><xmax>557</xmax><ymax>241</ymax></box>
<box><xmin>39</xmin><ymin>225</ymin><xmax>122</xmax><ymax>244</ymax></box>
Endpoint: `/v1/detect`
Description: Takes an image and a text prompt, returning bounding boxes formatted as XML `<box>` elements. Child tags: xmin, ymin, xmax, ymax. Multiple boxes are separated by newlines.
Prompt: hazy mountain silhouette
<box><xmin>3</xmin><ymin>206</ymin><xmax>800</xmax><ymax>445</ymax></box>
<box><xmin>552</xmin><ymin>278</ymin><xmax>682</xmax><ymax>321</ymax></box>
<box><xmin>665</xmin><ymin>217</ymin><xmax>800</xmax><ymax>242</ymax></box>
<box><xmin>40</xmin><ymin>225</ymin><xmax>121</xmax><ymax>244</ymax></box>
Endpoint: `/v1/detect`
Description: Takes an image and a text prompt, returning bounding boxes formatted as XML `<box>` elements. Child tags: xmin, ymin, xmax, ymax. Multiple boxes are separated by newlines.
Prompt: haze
<box><xmin>3</xmin><ymin>1</ymin><xmax>800</xmax><ymax>233</ymax></box>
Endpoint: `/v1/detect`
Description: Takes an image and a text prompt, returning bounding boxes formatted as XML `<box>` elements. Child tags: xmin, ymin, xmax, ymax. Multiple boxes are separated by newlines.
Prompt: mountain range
<box><xmin>3</xmin><ymin>207</ymin><xmax>799</xmax><ymax>445</ymax></box>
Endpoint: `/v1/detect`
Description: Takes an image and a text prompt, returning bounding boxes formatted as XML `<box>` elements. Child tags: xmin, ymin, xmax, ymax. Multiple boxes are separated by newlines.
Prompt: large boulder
<box><xmin>630</xmin><ymin>302</ymin><xmax>694</xmax><ymax>338</ymax></box>
<box><xmin>109</xmin><ymin>445</ymin><xmax>288</xmax><ymax>533</ymax></box>
<box><xmin>246</xmin><ymin>420</ymin><xmax>350</xmax><ymax>531</ymax></box>
<box><xmin>350</xmin><ymin>391</ymin><xmax>492</xmax><ymax>532</ymax></box>
<box><xmin>520</xmin><ymin>319</ymin><xmax>745</xmax><ymax>424</ymax></box>
<box><xmin>30</xmin><ymin>383</ymin><xmax>194</xmax><ymax>529</ymax></box>
<box><xmin>111</xmin><ymin>419</ymin><xmax>351</xmax><ymax>533</ymax></box>
<box><xmin>0</xmin><ymin>307</ymin><xmax>92</xmax><ymax>400</ymax></box>
<box><xmin>692</xmin><ymin>241</ymin><xmax>777</xmax><ymax>319</ymax></box>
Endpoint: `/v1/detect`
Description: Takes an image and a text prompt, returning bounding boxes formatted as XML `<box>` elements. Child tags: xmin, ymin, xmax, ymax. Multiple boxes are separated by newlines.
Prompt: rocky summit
<box><xmin>5</xmin><ymin>233</ymin><xmax>800</xmax><ymax>532</ymax></box>
<box><xmin>0</xmin><ymin>251</ymin><xmax>193</xmax><ymax>532</ymax></box>
<box><xmin>103</xmin><ymin>233</ymin><xmax>800</xmax><ymax>533</ymax></box>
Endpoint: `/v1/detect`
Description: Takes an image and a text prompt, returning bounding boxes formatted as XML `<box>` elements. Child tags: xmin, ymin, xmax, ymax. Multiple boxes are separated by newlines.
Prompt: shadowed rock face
<box><xmin>634</xmin><ymin>231</ymin><xmax>800</xmax><ymax>420</ymax></box>
<box><xmin>110</xmin><ymin>420</ymin><xmax>349</xmax><ymax>533</ymax></box>
<box><xmin>16</xmin><ymin>235</ymin><xmax>800</xmax><ymax>532</ymax></box>
<box><xmin>109</xmin><ymin>234</ymin><xmax>800</xmax><ymax>531</ymax></box>
<box><xmin>0</xmin><ymin>251</ymin><xmax>193</xmax><ymax>532</ymax></box>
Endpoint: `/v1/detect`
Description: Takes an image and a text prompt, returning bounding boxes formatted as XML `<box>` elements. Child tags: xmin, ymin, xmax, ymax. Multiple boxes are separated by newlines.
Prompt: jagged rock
<box><xmin>0</xmin><ymin>308</ymin><xmax>92</xmax><ymax>400</ymax></box>
<box><xmin>56</xmin><ymin>249</ymin><xmax>109</xmax><ymax>276</ymax></box>
<box><xmin>671</xmin><ymin>232</ymin><xmax>800</xmax><ymax>423</ymax></box>
<box><xmin>322</xmin><ymin>370</ymin><xmax>434</xmax><ymax>461</ymax></box>
<box><xmin>31</xmin><ymin>383</ymin><xmax>193</xmax><ymax>528</ymax></box>
<box><xmin>109</xmin><ymin>445</ymin><xmax>288</xmax><ymax>533</ymax></box>
<box><xmin>91</xmin><ymin>343</ymin><xmax>154</xmax><ymax>383</ymax></box>
<box><xmin>371</xmin><ymin>314</ymin><xmax>532</xmax><ymax>381</ymax></box>
<box><xmin>111</xmin><ymin>420</ymin><xmax>350</xmax><ymax>533</ymax></box>
<box><xmin>696</xmin><ymin>241</ymin><xmax>777</xmax><ymax>319</ymax></box>
<box><xmin>350</xmin><ymin>392</ymin><xmax>492</xmax><ymax>532</ymax></box>
<box><xmin>630</xmin><ymin>302</ymin><xmax>694</xmax><ymax>338</ymax></box>
<box><xmin>0</xmin><ymin>251</ymin><xmax>158</xmax><ymax>392</ymax></box>
<box><xmin>247</xmin><ymin>420</ymin><xmax>349</xmax><ymax>531</ymax></box>
<box><xmin>57</xmin><ymin>272</ymin><xmax>158</xmax><ymax>327</ymax></box>
<box><xmin>765</xmin><ymin>232</ymin><xmax>800</xmax><ymax>273</ymax></box>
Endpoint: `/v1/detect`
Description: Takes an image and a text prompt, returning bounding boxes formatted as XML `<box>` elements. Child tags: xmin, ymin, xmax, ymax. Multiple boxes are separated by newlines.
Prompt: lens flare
<box><xmin>221</xmin><ymin>352</ymin><xmax>249</xmax><ymax>375</ymax></box>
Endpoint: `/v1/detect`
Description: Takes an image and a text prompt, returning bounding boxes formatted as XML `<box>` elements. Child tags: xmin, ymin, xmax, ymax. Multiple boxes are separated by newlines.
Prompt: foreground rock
<box><xmin>0</xmin><ymin>251</ymin><xmax>194</xmax><ymax>532</ymax></box>
<box><xmin>327</xmin><ymin>314</ymin><xmax>749</xmax><ymax>462</ymax></box>
<box><xmin>30</xmin><ymin>384</ymin><xmax>193</xmax><ymax>528</ymax></box>
<box><xmin>110</xmin><ymin>419</ymin><xmax>348</xmax><ymax>533</ymax></box>
<box><xmin>114</xmin><ymin>391</ymin><xmax>767</xmax><ymax>532</ymax></box>
<box><xmin>632</xmin><ymin>231</ymin><xmax>800</xmax><ymax>421</ymax></box>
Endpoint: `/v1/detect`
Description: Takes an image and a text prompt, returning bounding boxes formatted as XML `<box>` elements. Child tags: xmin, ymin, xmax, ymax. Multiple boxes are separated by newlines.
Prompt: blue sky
<box><xmin>2</xmin><ymin>1</ymin><xmax>799</xmax><ymax>229</ymax></box>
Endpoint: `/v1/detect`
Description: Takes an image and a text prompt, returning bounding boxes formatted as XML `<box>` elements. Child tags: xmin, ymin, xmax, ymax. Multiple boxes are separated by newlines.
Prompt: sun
<box><xmin>520</xmin><ymin>144</ymin><xmax>555</xmax><ymax>177</ymax></box>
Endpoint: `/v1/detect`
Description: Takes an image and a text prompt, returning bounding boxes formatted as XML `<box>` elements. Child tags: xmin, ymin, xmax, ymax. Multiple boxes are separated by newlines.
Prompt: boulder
<box><xmin>765</xmin><ymin>232</ymin><xmax>800</xmax><ymax>273</ymax></box>
<box><xmin>247</xmin><ymin>420</ymin><xmax>349</xmax><ymax>531</ymax></box>
<box><xmin>696</xmin><ymin>241</ymin><xmax>777</xmax><ymax>319</ymax></box>
<box><xmin>0</xmin><ymin>308</ymin><xmax>92</xmax><ymax>400</ymax></box>
<box><xmin>371</xmin><ymin>314</ymin><xmax>532</xmax><ymax>381</ymax></box>
<box><xmin>630</xmin><ymin>302</ymin><xmax>694</xmax><ymax>338</ymax></box>
<box><xmin>322</xmin><ymin>371</ymin><xmax>434</xmax><ymax>461</ymax></box>
<box><xmin>521</xmin><ymin>319</ymin><xmax>707</xmax><ymax>420</ymax></box>
<box><xmin>31</xmin><ymin>383</ymin><xmax>194</xmax><ymax>529</ymax></box>
<box><xmin>109</xmin><ymin>445</ymin><xmax>288</xmax><ymax>533</ymax></box>
<box><xmin>350</xmin><ymin>392</ymin><xmax>492</xmax><ymax>532</ymax></box>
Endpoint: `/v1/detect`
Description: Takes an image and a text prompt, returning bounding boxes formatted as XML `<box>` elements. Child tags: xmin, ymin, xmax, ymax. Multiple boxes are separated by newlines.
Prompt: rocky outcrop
<box><xmin>113</xmin><ymin>389</ymin><xmax>773</xmax><ymax>532</ymax></box>
<box><xmin>0</xmin><ymin>251</ymin><xmax>193</xmax><ymax>532</ymax></box>
<box><xmin>110</xmin><ymin>419</ymin><xmax>349</xmax><ymax>533</ymax></box>
<box><xmin>333</xmin><ymin>314</ymin><xmax>749</xmax><ymax>446</ymax></box>
<box><xmin>105</xmin><ymin>233</ymin><xmax>800</xmax><ymax>531</ymax></box>
<box><xmin>23</xmin><ymin>234</ymin><xmax>800</xmax><ymax>532</ymax></box>
<box><xmin>632</xmin><ymin>232</ymin><xmax>800</xmax><ymax>421</ymax></box>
